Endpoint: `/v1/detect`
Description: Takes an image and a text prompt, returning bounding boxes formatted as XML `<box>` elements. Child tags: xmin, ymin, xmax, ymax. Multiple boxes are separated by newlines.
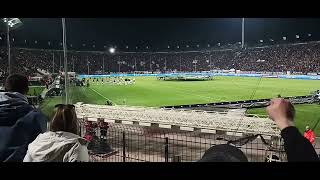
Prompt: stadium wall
<box><xmin>79</xmin><ymin>73</ymin><xmax>320</xmax><ymax>80</ymax></box>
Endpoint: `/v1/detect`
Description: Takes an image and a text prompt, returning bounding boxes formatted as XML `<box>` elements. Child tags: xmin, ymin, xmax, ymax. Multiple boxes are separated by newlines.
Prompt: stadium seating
<box><xmin>1</xmin><ymin>41</ymin><xmax>320</xmax><ymax>80</ymax></box>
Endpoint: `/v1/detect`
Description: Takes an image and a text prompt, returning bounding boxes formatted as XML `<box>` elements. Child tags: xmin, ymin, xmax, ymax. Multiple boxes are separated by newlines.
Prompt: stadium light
<box><xmin>242</xmin><ymin>18</ymin><xmax>245</xmax><ymax>49</ymax></box>
<box><xmin>109</xmin><ymin>47</ymin><xmax>116</xmax><ymax>54</ymax></box>
<box><xmin>2</xmin><ymin>18</ymin><xmax>22</xmax><ymax>75</ymax></box>
<box><xmin>308</xmin><ymin>33</ymin><xmax>312</xmax><ymax>37</ymax></box>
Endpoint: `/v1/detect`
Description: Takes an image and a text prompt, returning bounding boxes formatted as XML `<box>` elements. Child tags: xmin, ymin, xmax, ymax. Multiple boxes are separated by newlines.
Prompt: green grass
<box><xmin>82</xmin><ymin>76</ymin><xmax>319</xmax><ymax>107</ymax></box>
<box><xmin>247</xmin><ymin>104</ymin><xmax>320</xmax><ymax>136</ymax></box>
<box><xmin>28</xmin><ymin>86</ymin><xmax>45</xmax><ymax>96</ymax></box>
<box><xmin>39</xmin><ymin>96</ymin><xmax>63</xmax><ymax>120</ymax></box>
<box><xmin>40</xmin><ymin>76</ymin><xmax>320</xmax><ymax>134</ymax></box>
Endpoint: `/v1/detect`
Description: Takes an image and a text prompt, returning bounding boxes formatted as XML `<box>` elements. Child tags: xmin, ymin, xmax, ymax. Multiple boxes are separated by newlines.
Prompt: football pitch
<box><xmin>41</xmin><ymin>76</ymin><xmax>320</xmax><ymax>135</ymax></box>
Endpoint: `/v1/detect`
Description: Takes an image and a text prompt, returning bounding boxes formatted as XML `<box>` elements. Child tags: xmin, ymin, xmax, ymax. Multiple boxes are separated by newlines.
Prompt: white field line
<box><xmin>89</xmin><ymin>87</ymin><xmax>117</xmax><ymax>106</ymax></box>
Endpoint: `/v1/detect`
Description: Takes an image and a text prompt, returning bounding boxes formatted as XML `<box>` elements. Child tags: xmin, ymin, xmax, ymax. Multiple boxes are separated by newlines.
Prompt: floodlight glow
<box><xmin>109</xmin><ymin>47</ymin><xmax>115</xmax><ymax>54</ymax></box>
<box><xmin>3</xmin><ymin>18</ymin><xmax>22</xmax><ymax>28</ymax></box>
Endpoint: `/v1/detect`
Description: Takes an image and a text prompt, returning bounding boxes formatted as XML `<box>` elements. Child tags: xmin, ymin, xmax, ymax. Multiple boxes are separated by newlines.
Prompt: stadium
<box><xmin>1</xmin><ymin>18</ymin><xmax>320</xmax><ymax>162</ymax></box>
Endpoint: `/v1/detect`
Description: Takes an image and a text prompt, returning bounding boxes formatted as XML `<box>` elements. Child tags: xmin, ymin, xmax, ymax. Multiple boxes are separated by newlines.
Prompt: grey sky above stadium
<box><xmin>3</xmin><ymin>18</ymin><xmax>320</xmax><ymax>50</ymax></box>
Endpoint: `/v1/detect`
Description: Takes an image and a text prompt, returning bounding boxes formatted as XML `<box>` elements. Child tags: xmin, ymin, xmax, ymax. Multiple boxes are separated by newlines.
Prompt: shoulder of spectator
<box><xmin>20</xmin><ymin>110</ymin><xmax>48</xmax><ymax>132</ymax></box>
<box><xmin>280</xmin><ymin>126</ymin><xmax>300</xmax><ymax>139</ymax></box>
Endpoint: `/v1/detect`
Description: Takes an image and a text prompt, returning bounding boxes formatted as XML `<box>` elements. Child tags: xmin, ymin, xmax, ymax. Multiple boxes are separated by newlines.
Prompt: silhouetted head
<box><xmin>5</xmin><ymin>74</ymin><xmax>29</xmax><ymax>95</ymax></box>
<box><xmin>198</xmin><ymin>144</ymin><xmax>248</xmax><ymax>162</ymax></box>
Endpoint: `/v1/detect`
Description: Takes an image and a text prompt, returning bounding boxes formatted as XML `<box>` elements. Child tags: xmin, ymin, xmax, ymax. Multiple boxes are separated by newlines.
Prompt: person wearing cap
<box><xmin>266</xmin><ymin>98</ymin><xmax>318</xmax><ymax>161</ymax></box>
<box><xmin>304</xmin><ymin>126</ymin><xmax>315</xmax><ymax>145</ymax></box>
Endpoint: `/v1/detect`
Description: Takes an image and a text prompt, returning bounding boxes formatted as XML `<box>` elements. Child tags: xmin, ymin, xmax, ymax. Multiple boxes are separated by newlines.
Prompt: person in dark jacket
<box><xmin>0</xmin><ymin>74</ymin><xmax>47</xmax><ymax>162</ymax></box>
<box><xmin>266</xmin><ymin>98</ymin><xmax>319</xmax><ymax>161</ymax></box>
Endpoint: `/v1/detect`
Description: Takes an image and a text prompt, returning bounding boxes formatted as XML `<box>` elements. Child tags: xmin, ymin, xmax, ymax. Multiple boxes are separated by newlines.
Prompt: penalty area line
<box><xmin>88</xmin><ymin>87</ymin><xmax>117</xmax><ymax>105</ymax></box>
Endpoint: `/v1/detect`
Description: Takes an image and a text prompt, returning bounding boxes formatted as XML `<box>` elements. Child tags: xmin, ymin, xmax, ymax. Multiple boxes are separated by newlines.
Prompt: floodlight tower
<box><xmin>242</xmin><ymin>18</ymin><xmax>245</xmax><ymax>49</ymax></box>
<box><xmin>2</xmin><ymin>18</ymin><xmax>22</xmax><ymax>75</ymax></box>
<box><xmin>62</xmin><ymin>18</ymin><xmax>69</xmax><ymax>104</ymax></box>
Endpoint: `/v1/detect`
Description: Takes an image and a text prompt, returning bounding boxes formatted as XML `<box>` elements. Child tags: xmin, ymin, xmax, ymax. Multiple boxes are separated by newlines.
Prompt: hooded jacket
<box><xmin>23</xmin><ymin>131</ymin><xmax>89</xmax><ymax>162</ymax></box>
<box><xmin>0</xmin><ymin>92</ymin><xmax>47</xmax><ymax>162</ymax></box>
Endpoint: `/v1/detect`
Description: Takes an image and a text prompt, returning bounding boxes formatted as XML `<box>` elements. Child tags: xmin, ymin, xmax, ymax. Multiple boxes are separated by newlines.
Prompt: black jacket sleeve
<box><xmin>281</xmin><ymin>126</ymin><xmax>319</xmax><ymax>162</ymax></box>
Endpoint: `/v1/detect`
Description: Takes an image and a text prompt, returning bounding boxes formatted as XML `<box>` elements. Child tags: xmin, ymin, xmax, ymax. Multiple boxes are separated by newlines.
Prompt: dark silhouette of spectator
<box><xmin>0</xmin><ymin>74</ymin><xmax>47</xmax><ymax>162</ymax></box>
<box><xmin>198</xmin><ymin>144</ymin><xmax>248</xmax><ymax>162</ymax></box>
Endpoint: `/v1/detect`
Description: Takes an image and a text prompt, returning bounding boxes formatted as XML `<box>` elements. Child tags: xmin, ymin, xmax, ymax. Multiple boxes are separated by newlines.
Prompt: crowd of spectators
<box><xmin>1</xmin><ymin>41</ymin><xmax>320</xmax><ymax>78</ymax></box>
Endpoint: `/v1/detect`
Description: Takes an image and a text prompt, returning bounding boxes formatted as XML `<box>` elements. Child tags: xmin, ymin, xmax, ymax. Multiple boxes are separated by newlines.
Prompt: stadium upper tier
<box><xmin>75</xmin><ymin>103</ymin><xmax>281</xmax><ymax>136</ymax></box>
<box><xmin>1</xmin><ymin>41</ymin><xmax>320</xmax><ymax>77</ymax></box>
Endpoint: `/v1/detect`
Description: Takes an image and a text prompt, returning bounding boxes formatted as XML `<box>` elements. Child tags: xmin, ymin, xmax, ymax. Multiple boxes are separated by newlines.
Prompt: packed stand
<box><xmin>0</xmin><ymin>41</ymin><xmax>320</xmax><ymax>78</ymax></box>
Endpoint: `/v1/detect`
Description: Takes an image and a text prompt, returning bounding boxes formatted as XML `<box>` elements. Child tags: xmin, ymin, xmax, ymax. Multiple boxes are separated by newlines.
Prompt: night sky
<box><xmin>2</xmin><ymin>18</ymin><xmax>320</xmax><ymax>50</ymax></box>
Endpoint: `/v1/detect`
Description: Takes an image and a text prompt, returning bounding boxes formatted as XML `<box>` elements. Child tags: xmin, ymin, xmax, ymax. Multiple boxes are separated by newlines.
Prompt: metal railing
<box><xmin>79</xmin><ymin>120</ymin><xmax>292</xmax><ymax>162</ymax></box>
